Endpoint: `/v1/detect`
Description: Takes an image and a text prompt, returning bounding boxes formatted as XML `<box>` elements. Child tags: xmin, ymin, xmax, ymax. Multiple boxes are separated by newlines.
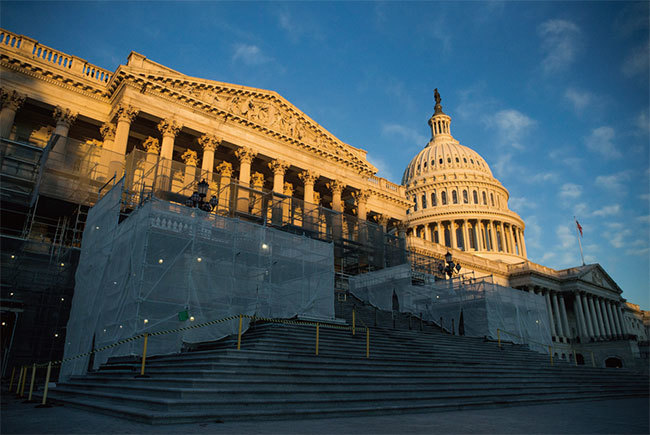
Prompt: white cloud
<box><xmin>484</xmin><ymin>109</ymin><xmax>535</xmax><ymax>150</ymax></box>
<box><xmin>584</xmin><ymin>126</ymin><xmax>621</xmax><ymax>158</ymax></box>
<box><xmin>367</xmin><ymin>155</ymin><xmax>396</xmax><ymax>184</ymax></box>
<box><xmin>592</xmin><ymin>204</ymin><xmax>621</xmax><ymax>217</ymax></box>
<box><xmin>636</xmin><ymin>110</ymin><xmax>650</xmax><ymax>133</ymax></box>
<box><xmin>232</xmin><ymin>43</ymin><xmax>271</xmax><ymax>66</ymax></box>
<box><xmin>564</xmin><ymin>88</ymin><xmax>595</xmax><ymax>114</ymax></box>
<box><xmin>595</xmin><ymin>170</ymin><xmax>632</xmax><ymax>191</ymax></box>
<box><xmin>622</xmin><ymin>42</ymin><xmax>650</xmax><ymax>78</ymax></box>
<box><xmin>637</xmin><ymin>215</ymin><xmax>650</xmax><ymax>224</ymax></box>
<box><xmin>528</xmin><ymin>172</ymin><xmax>557</xmax><ymax>183</ymax></box>
<box><xmin>509</xmin><ymin>196</ymin><xmax>537</xmax><ymax>212</ymax></box>
<box><xmin>381</xmin><ymin>123</ymin><xmax>428</xmax><ymax>146</ymax></box>
<box><xmin>538</xmin><ymin>19</ymin><xmax>581</xmax><ymax>73</ymax></box>
<box><xmin>559</xmin><ymin>183</ymin><xmax>582</xmax><ymax>200</ymax></box>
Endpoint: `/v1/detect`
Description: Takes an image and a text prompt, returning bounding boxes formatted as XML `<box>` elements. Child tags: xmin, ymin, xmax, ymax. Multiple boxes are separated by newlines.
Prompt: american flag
<box><xmin>575</xmin><ymin>219</ymin><xmax>583</xmax><ymax>237</ymax></box>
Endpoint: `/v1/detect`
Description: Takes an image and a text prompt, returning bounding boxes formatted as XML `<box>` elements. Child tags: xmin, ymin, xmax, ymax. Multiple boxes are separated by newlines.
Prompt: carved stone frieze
<box><xmin>52</xmin><ymin>106</ymin><xmax>78</xmax><ymax>127</ymax></box>
<box><xmin>157</xmin><ymin>119</ymin><xmax>181</xmax><ymax>138</ymax></box>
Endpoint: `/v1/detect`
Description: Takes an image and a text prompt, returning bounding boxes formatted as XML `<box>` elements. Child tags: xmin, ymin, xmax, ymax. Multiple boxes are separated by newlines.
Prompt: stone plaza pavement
<box><xmin>1</xmin><ymin>394</ymin><xmax>648</xmax><ymax>435</ymax></box>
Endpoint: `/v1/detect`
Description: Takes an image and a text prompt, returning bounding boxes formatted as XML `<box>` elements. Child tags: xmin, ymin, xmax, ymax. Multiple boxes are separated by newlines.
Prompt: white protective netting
<box><xmin>349</xmin><ymin>264</ymin><xmax>552</xmax><ymax>353</ymax></box>
<box><xmin>62</xmin><ymin>180</ymin><xmax>334</xmax><ymax>378</ymax></box>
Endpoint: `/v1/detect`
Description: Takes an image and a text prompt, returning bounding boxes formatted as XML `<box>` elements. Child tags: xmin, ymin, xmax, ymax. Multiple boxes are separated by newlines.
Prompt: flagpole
<box><xmin>574</xmin><ymin>216</ymin><xmax>585</xmax><ymax>266</ymax></box>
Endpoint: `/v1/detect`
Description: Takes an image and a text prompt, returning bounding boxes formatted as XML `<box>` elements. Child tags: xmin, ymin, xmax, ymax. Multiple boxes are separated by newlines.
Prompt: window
<box><xmin>431</xmin><ymin>160</ymin><xmax>435</xmax><ymax>166</ymax></box>
<box><xmin>422</xmin><ymin>194</ymin><xmax>427</xmax><ymax>209</ymax></box>
<box><xmin>463</xmin><ymin>158</ymin><xmax>467</xmax><ymax>163</ymax></box>
<box><xmin>463</xmin><ymin>190</ymin><xmax>468</xmax><ymax>204</ymax></box>
<box><xmin>473</xmin><ymin>190</ymin><xmax>478</xmax><ymax>204</ymax></box>
<box><xmin>482</xmin><ymin>192</ymin><xmax>487</xmax><ymax>205</ymax></box>
<box><xmin>470</xmin><ymin>159</ymin><xmax>474</xmax><ymax>164</ymax></box>
<box><xmin>441</xmin><ymin>191</ymin><xmax>447</xmax><ymax>205</ymax></box>
<box><xmin>490</xmin><ymin>193</ymin><xmax>495</xmax><ymax>206</ymax></box>
<box><xmin>447</xmin><ymin>157</ymin><xmax>451</xmax><ymax>163</ymax></box>
<box><xmin>455</xmin><ymin>157</ymin><xmax>459</xmax><ymax>163</ymax></box>
<box><xmin>439</xmin><ymin>158</ymin><xmax>443</xmax><ymax>164</ymax></box>
<box><xmin>431</xmin><ymin>192</ymin><xmax>437</xmax><ymax>206</ymax></box>
<box><xmin>423</xmin><ymin>161</ymin><xmax>427</xmax><ymax>168</ymax></box>
<box><xmin>452</xmin><ymin>190</ymin><xmax>458</xmax><ymax>204</ymax></box>
<box><xmin>413</xmin><ymin>196</ymin><xmax>418</xmax><ymax>212</ymax></box>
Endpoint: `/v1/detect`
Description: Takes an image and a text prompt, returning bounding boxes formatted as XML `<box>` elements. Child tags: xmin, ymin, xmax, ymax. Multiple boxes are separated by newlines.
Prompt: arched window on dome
<box><xmin>439</xmin><ymin>158</ymin><xmax>443</xmax><ymax>164</ymax></box>
<box><xmin>423</xmin><ymin>161</ymin><xmax>427</xmax><ymax>169</ymax></box>
<box><xmin>431</xmin><ymin>192</ymin><xmax>437</xmax><ymax>206</ymax></box>
<box><xmin>463</xmin><ymin>158</ymin><xmax>467</xmax><ymax>163</ymax></box>
<box><xmin>473</xmin><ymin>190</ymin><xmax>478</xmax><ymax>204</ymax></box>
<box><xmin>422</xmin><ymin>194</ymin><xmax>427</xmax><ymax>209</ymax></box>
<box><xmin>447</xmin><ymin>157</ymin><xmax>451</xmax><ymax>163</ymax></box>
<box><xmin>452</xmin><ymin>190</ymin><xmax>458</xmax><ymax>204</ymax></box>
<box><xmin>463</xmin><ymin>190</ymin><xmax>469</xmax><ymax>204</ymax></box>
<box><xmin>413</xmin><ymin>196</ymin><xmax>418</xmax><ymax>212</ymax></box>
<box><xmin>482</xmin><ymin>191</ymin><xmax>487</xmax><ymax>205</ymax></box>
<box><xmin>490</xmin><ymin>193</ymin><xmax>495</xmax><ymax>206</ymax></box>
<box><xmin>441</xmin><ymin>191</ymin><xmax>447</xmax><ymax>205</ymax></box>
<box><xmin>455</xmin><ymin>157</ymin><xmax>460</xmax><ymax>163</ymax></box>
<box><xmin>431</xmin><ymin>160</ymin><xmax>435</xmax><ymax>167</ymax></box>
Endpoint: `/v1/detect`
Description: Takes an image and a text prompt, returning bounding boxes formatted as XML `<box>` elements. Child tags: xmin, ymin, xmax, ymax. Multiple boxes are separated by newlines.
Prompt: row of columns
<box><xmin>573</xmin><ymin>293</ymin><xmax>628</xmax><ymax>341</ymax></box>
<box><xmin>413</xmin><ymin>218</ymin><xmax>526</xmax><ymax>257</ymax></box>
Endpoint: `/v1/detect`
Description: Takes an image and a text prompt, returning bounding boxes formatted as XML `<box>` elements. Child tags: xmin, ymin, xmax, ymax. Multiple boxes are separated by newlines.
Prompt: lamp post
<box><xmin>438</xmin><ymin>251</ymin><xmax>464</xmax><ymax>335</ymax></box>
<box><xmin>185</xmin><ymin>179</ymin><xmax>218</xmax><ymax>212</ymax></box>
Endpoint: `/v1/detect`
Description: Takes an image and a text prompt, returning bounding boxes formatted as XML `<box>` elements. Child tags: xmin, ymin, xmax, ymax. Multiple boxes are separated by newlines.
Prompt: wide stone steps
<box><xmin>42</xmin><ymin>321</ymin><xmax>649</xmax><ymax>423</ymax></box>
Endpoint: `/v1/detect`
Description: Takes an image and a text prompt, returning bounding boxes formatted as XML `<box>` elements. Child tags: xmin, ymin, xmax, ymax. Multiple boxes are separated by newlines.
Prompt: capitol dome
<box><xmin>403</xmin><ymin>90</ymin><xmax>527</xmax><ymax>264</ymax></box>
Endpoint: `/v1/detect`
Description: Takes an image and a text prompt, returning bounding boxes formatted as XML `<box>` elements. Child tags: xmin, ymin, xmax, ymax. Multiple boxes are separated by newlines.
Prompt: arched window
<box><xmin>455</xmin><ymin>157</ymin><xmax>460</xmax><ymax>163</ymax></box>
<box><xmin>422</xmin><ymin>194</ymin><xmax>427</xmax><ymax>209</ymax></box>
<box><xmin>439</xmin><ymin>158</ymin><xmax>443</xmax><ymax>164</ymax></box>
<box><xmin>463</xmin><ymin>190</ymin><xmax>468</xmax><ymax>204</ymax></box>
<box><xmin>423</xmin><ymin>161</ymin><xmax>427</xmax><ymax>168</ymax></box>
<box><xmin>452</xmin><ymin>190</ymin><xmax>458</xmax><ymax>204</ymax></box>
<box><xmin>441</xmin><ymin>191</ymin><xmax>447</xmax><ymax>205</ymax></box>
<box><xmin>473</xmin><ymin>190</ymin><xmax>478</xmax><ymax>204</ymax></box>
<box><xmin>413</xmin><ymin>196</ymin><xmax>418</xmax><ymax>212</ymax></box>
<box><xmin>431</xmin><ymin>160</ymin><xmax>435</xmax><ymax>167</ymax></box>
<box><xmin>482</xmin><ymin>192</ymin><xmax>487</xmax><ymax>205</ymax></box>
<box><xmin>431</xmin><ymin>192</ymin><xmax>437</xmax><ymax>206</ymax></box>
<box><xmin>490</xmin><ymin>193</ymin><xmax>495</xmax><ymax>206</ymax></box>
<box><xmin>447</xmin><ymin>157</ymin><xmax>451</xmax><ymax>163</ymax></box>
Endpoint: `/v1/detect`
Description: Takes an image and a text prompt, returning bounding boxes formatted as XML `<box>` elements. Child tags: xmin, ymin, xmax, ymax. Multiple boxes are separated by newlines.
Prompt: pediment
<box><xmin>114</xmin><ymin>60</ymin><xmax>376</xmax><ymax>175</ymax></box>
<box><xmin>575</xmin><ymin>265</ymin><xmax>621</xmax><ymax>293</ymax></box>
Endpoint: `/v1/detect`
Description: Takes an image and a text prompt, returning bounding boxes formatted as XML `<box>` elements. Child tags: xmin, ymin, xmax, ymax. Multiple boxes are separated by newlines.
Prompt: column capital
<box><xmin>215</xmin><ymin>161</ymin><xmax>233</xmax><ymax>177</ymax></box>
<box><xmin>283</xmin><ymin>182</ymin><xmax>294</xmax><ymax>197</ymax></box>
<box><xmin>181</xmin><ymin>149</ymin><xmax>198</xmax><ymax>167</ymax></box>
<box><xmin>198</xmin><ymin>134</ymin><xmax>222</xmax><ymax>152</ymax></box>
<box><xmin>1</xmin><ymin>89</ymin><xmax>26</xmax><ymax>111</ymax></box>
<box><xmin>298</xmin><ymin>169</ymin><xmax>319</xmax><ymax>186</ymax></box>
<box><xmin>142</xmin><ymin>136</ymin><xmax>160</xmax><ymax>154</ymax></box>
<box><xmin>268</xmin><ymin>159</ymin><xmax>289</xmax><ymax>176</ymax></box>
<box><xmin>251</xmin><ymin>172</ymin><xmax>265</xmax><ymax>188</ymax></box>
<box><xmin>397</xmin><ymin>221</ymin><xmax>408</xmax><ymax>232</ymax></box>
<box><xmin>114</xmin><ymin>104</ymin><xmax>139</xmax><ymax>123</ymax></box>
<box><xmin>53</xmin><ymin>106</ymin><xmax>78</xmax><ymax>128</ymax></box>
<box><xmin>313</xmin><ymin>191</ymin><xmax>321</xmax><ymax>205</ymax></box>
<box><xmin>351</xmin><ymin>189</ymin><xmax>371</xmax><ymax>206</ymax></box>
<box><xmin>234</xmin><ymin>146</ymin><xmax>256</xmax><ymax>164</ymax></box>
<box><xmin>157</xmin><ymin>119</ymin><xmax>181</xmax><ymax>138</ymax></box>
<box><xmin>100</xmin><ymin>122</ymin><xmax>116</xmax><ymax>141</ymax></box>
<box><xmin>375</xmin><ymin>213</ymin><xmax>389</xmax><ymax>226</ymax></box>
<box><xmin>326</xmin><ymin>180</ymin><xmax>344</xmax><ymax>195</ymax></box>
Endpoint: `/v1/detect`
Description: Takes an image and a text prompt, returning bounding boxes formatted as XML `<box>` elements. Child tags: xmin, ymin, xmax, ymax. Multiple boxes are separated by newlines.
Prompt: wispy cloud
<box><xmin>538</xmin><ymin>19</ymin><xmax>581</xmax><ymax>73</ymax></box>
<box><xmin>381</xmin><ymin>123</ymin><xmax>428</xmax><ymax>146</ymax></box>
<box><xmin>232</xmin><ymin>43</ymin><xmax>272</xmax><ymax>66</ymax></box>
<box><xmin>367</xmin><ymin>155</ymin><xmax>396</xmax><ymax>184</ymax></box>
<box><xmin>592</xmin><ymin>204</ymin><xmax>621</xmax><ymax>217</ymax></box>
<box><xmin>564</xmin><ymin>88</ymin><xmax>596</xmax><ymax>114</ymax></box>
<box><xmin>509</xmin><ymin>196</ymin><xmax>537</xmax><ymax>212</ymax></box>
<box><xmin>636</xmin><ymin>110</ymin><xmax>649</xmax><ymax>134</ymax></box>
<box><xmin>622</xmin><ymin>42</ymin><xmax>650</xmax><ymax>78</ymax></box>
<box><xmin>584</xmin><ymin>126</ymin><xmax>621</xmax><ymax>158</ymax></box>
<box><xmin>483</xmin><ymin>109</ymin><xmax>535</xmax><ymax>150</ymax></box>
<box><xmin>559</xmin><ymin>183</ymin><xmax>582</xmax><ymax>200</ymax></box>
<box><xmin>595</xmin><ymin>170</ymin><xmax>633</xmax><ymax>191</ymax></box>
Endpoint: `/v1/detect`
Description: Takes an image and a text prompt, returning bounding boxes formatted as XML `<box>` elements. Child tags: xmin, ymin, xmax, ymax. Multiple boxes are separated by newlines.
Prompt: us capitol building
<box><xmin>0</xmin><ymin>28</ymin><xmax>648</xmax><ymax>375</ymax></box>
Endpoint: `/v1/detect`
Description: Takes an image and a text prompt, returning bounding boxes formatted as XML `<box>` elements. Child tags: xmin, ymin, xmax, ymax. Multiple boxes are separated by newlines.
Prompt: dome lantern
<box><xmin>427</xmin><ymin>88</ymin><xmax>452</xmax><ymax>143</ymax></box>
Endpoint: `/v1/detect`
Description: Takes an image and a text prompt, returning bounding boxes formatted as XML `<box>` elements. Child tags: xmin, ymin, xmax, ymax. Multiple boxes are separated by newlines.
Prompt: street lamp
<box><xmin>185</xmin><ymin>179</ymin><xmax>218</xmax><ymax>212</ymax></box>
<box><xmin>440</xmin><ymin>251</ymin><xmax>462</xmax><ymax>278</ymax></box>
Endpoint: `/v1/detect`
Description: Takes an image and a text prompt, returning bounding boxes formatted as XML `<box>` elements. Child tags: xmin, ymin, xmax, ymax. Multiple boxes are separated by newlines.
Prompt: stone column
<box><xmin>558</xmin><ymin>295</ymin><xmax>571</xmax><ymax>339</ymax></box>
<box><xmin>299</xmin><ymin>170</ymin><xmax>319</xmax><ymax>231</ymax></box>
<box><xmin>587</xmin><ymin>296</ymin><xmax>602</xmax><ymax>339</ymax></box>
<box><xmin>598</xmin><ymin>298</ymin><xmax>612</xmax><ymax>338</ymax></box>
<box><xmin>610</xmin><ymin>302</ymin><xmax>623</xmax><ymax>337</ymax></box>
<box><xmin>581</xmin><ymin>293</ymin><xmax>595</xmax><ymax>339</ymax></box>
<box><xmin>326</xmin><ymin>180</ymin><xmax>344</xmax><ymax>213</ymax></box>
<box><xmin>573</xmin><ymin>292</ymin><xmax>589</xmax><ymax>340</ymax></box>
<box><xmin>52</xmin><ymin>106</ymin><xmax>78</xmax><ymax>161</ymax></box>
<box><xmin>283</xmin><ymin>182</ymin><xmax>294</xmax><ymax>224</ymax></box>
<box><xmin>234</xmin><ymin>147</ymin><xmax>256</xmax><ymax>213</ymax></box>
<box><xmin>507</xmin><ymin>224</ymin><xmax>515</xmax><ymax>254</ymax></box>
<box><xmin>377</xmin><ymin>214</ymin><xmax>389</xmax><ymax>232</ymax></box>
<box><xmin>605</xmin><ymin>302</ymin><xmax>619</xmax><ymax>338</ymax></box>
<box><xmin>424</xmin><ymin>224</ymin><xmax>431</xmax><ymax>242</ymax></box>
<box><xmin>215</xmin><ymin>161</ymin><xmax>233</xmax><ymax>212</ymax></box>
<box><xmin>156</xmin><ymin>119</ymin><xmax>181</xmax><ymax>191</ymax></box>
<box><xmin>98</xmin><ymin>122</ymin><xmax>116</xmax><ymax>179</ymax></box>
<box><xmin>269</xmin><ymin>159</ymin><xmax>289</xmax><ymax>194</ymax></box>
<box><xmin>180</xmin><ymin>149</ymin><xmax>198</xmax><ymax>196</ymax></box>
<box><xmin>250</xmin><ymin>172</ymin><xmax>265</xmax><ymax>216</ymax></box>
<box><xmin>110</xmin><ymin>104</ymin><xmax>138</xmax><ymax>178</ymax></box>
<box><xmin>489</xmin><ymin>221</ymin><xmax>497</xmax><ymax>252</ymax></box>
<box><xmin>462</xmin><ymin>219</ymin><xmax>470</xmax><ymax>251</ymax></box>
<box><xmin>198</xmin><ymin>134</ymin><xmax>221</xmax><ymax>180</ymax></box>
<box><xmin>449</xmin><ymin>220</ymin><xmax>457</xmax><ymax>249</ymax></box>
<box><xmin>593</xmin><ymin>298</ymin><xmax>607</xmax><ymax>339</ymax></box>
<box><xmin>397</xmin><ymin>221</ymin><xmax>407</xmax><ymax>239</ymax></box>
<box><xmin>544</xmin><ymin>290</ymin><xmax>557</xmax><ymax>339</ymax></box>
<box><xmin>498</xmin><ymin>222</ymin><xmax>506</xmax><ymax>252</ymax></box>
<box><xmin>551</xmin><ymin>293</ymin><xmax>565</xmax><ymax>340</ymax></box>
<box><xmin>520</xmin><ymin>228</ymin><xmax>528</xmax><ymax>257</ymax></box>
<box><xmin>0</xmin><ymin>89</ymin><xmax>25</xmax><ymax>138</ymax></box>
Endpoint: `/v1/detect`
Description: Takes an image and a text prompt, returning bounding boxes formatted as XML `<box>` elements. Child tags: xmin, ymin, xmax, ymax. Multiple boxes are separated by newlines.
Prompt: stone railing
<box><xmin>0</xmin><ymin>28</ymin><xmax>112</xmax><ymax>85</ymax></box>
<box><xmin>508</xmin><ymin>261</ymin><xmax>559</xmax><ymax>277</ymax></box>
<box><xmin>366</xmin><ymin>175</ymin><xmax>405</xmax><ymax>197</ymax></box>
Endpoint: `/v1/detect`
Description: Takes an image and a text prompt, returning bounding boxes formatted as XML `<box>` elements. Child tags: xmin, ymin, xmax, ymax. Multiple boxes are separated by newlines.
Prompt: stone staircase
<box><xmin>42</xmin><ymin>322</ymin><xmax>649</xmax><ymax>424</ymax></box>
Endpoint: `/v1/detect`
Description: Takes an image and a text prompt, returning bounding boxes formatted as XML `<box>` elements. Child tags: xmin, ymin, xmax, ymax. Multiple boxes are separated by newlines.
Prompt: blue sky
<box><xmin>3</xmin><ymin>1</ymin><xmax>649</xmax><ymax>309</ymax></box>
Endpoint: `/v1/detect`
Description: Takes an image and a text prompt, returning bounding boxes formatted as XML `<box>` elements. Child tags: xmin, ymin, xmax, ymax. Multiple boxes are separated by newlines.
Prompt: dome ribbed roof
<box><xmin>402</xmin><ymin>140</ymin><xmax>493</xmax><ymax>185</ymax></box>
